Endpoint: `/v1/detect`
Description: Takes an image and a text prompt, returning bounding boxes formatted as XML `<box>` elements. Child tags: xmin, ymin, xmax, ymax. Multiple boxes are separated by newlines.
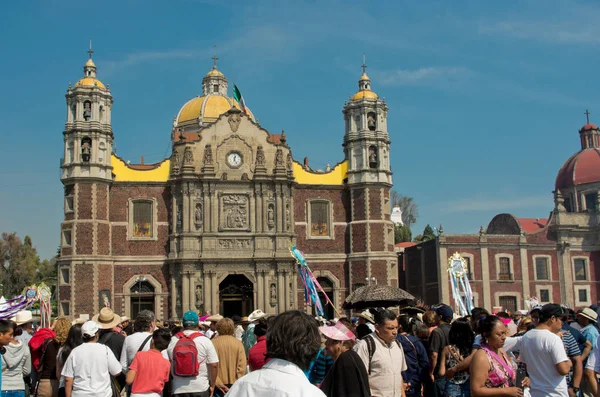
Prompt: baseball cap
<box><xmin>433</xmin><ymin>303</ymin><xmax>453</xmax><ymax>320</ymax></box>
<box><xmin>81</xmin><ymin>321</ymin><xmax>99</xmax><ymax>337</ymax></box>
<box><xmin>182</xmin><ymin>311</ymin><xmax>199</xmax><ymax>327</ymax></box>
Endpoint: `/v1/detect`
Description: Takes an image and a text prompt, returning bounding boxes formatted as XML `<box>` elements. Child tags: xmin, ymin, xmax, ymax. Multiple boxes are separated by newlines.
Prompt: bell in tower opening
<box><xmin>81</xmin><ymin>137</ymin><xmax>92</xmax><ymax>162</ymax></box>
<box><xmin>369</xmin><ymin>145</ymin><xmax>378</xmax><ymax>169</ymax></box>
<box><xmin>367</xmin><ymin>112</ymin><xmax>376</xmax><ymax>131</ymax></box>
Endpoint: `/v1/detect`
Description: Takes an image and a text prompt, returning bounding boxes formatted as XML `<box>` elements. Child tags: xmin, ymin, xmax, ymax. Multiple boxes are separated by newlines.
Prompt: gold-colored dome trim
<box><xmin>74</xmin><ymin>77</ymin><xmax>106</xmax><ymax>90</ymax></box>
<box><xmin>176</xmin><ymin>94</ymin><xmax>255</xmax><ymax>125</ymax></box>
<box><xmin>351</xmin><ymin>90</ymin><xmax>378</xmax><ymax>101</ymax></box>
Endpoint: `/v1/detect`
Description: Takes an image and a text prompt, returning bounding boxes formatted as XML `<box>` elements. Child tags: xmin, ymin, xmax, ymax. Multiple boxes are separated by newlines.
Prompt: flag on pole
<box><xmin>233</xmin><ymin>84</ymin><xmax>247</xmax><ymax>114</ymax></box>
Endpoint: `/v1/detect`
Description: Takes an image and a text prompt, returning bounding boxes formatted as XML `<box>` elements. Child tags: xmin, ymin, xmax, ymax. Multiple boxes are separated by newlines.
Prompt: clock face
<box><xmin>227</xmin><ymin>152</ymin><xmax>242</xmax><ymax>168</ymax></box>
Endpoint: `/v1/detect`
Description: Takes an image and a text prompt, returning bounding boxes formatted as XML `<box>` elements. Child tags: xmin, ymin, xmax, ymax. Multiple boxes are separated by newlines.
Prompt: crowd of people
<box><xmin>0</xmin><ymin>302</ymin><xmax>599</xmax><ymax>397</ymax></box>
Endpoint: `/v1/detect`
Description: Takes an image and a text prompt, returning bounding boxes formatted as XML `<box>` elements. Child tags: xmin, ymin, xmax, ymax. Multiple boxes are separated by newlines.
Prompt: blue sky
<box><xmin>0</xmin><ymin>0</ymin><xmax>597</xmax><ymax>259</ymax></box>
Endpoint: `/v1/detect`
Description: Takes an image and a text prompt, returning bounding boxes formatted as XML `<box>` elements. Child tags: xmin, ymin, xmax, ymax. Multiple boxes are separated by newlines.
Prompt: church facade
<box><xmin>57</xmin><ymin>51</ymin><xmax>397</xmax><ymax>321</ymax></box>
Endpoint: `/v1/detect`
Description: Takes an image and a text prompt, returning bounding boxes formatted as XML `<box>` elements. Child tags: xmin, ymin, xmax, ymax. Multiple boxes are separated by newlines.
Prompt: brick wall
<box><xmin>74</xmin><ymin>263</ymin><xmax>94</xmax><ymax>315</ymax></box>
<box><xmin>352</xmin><ymin>189</ymin><xmax>366</xmax><ymax>221</ymax></box>
<box><xmin>78</xmin><ymin>183</ymin><xmax>93</xmax><ymax>220</ymax></box>
<box><xmin>371</xmin><ymin>259</ymin><xmax>388</xmax><ymax>285</ymax></box>
<box><xmin>370</xmin><ymin>223</ymin><xmax>385</xmax><ymax>251</ymax></box>
<box><xmin>369</xmin><ymin>189</ymin><xmax>382</xmax><ymax>220</ymax></box>
<box><xmin>97</xmin><ymin>185</ymin><xmax>108</xmax><ymax>220</ymax></box>
<box><xmin>97</xmin><ymin>223</ymin><xmax>110</xmax><ymax>255</ymax></box>
<box><xmin>76</xmin><ymin>223</ymin><xmax>93</xmax><ymax>255</ymax></box>
<box><xmin>109</xmin><ymin>184</ymin><xmax>170</xmax><ymax>222</ymax></box>
<box><xmin>111</xmin><ymin>225</ymin><xmax>169</xmax><ymax>256</ymax></box>
<box><xmin>351</xmin><ymin>223</ymin><xmax>367</xmax><ymax>253</ymax></box>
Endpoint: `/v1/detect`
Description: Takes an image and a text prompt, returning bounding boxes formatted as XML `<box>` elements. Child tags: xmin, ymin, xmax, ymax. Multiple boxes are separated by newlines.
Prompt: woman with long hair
<box><xmin>37</xmin><ymin>318</ymin><xmax>72</xmax><ymax>397</ymax></box>
<box><xmin>319</xmin><ymin>321</ymin><xmax>369</xmax><ymax>397</ymax></box>
<box><xmin>56</xmin><ymin>324</ymin><xmax>83</xmax><ymax>397</ymax></box>
<box><xmin>439</xmin><ymin>320</ymin><xmax>474</xmax><ymax>397</ymax></box>
<box><xmin>470</xmin><ymin>316</ymin><xmax>528</xmax><ymax>397</ymax></box>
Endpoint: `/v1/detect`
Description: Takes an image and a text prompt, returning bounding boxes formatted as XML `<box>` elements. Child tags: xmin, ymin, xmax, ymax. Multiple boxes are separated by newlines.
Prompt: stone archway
<box><xmin>123</xmin><ymin>274</ymin><xmax>163</xmax><ymax>319</ymax></box>
<box><xmin>218</xmin><ymin>274</ymin><xmax>254</xmax><ymax>317</ymax></box>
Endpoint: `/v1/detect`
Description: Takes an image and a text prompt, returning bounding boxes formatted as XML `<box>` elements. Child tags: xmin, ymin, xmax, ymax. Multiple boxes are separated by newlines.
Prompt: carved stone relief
<box><xmin>270</xmin><ymin>283</ymin><xmax>277</xmax><ymax>306</ymax></box>
<box><xmin>228</xmin><ymin>112</ymin><xmax>242</xmax><ymax>132</ymax></box>
<box><xmin>218</xmin><ymin>239</ymin><xmax>252</xmax><ymax>249</ymax></box>
<box><xmin>194</xmin><ymin>201</ymin><xmax>203</xmax><ymax>230</ymax></box>
<box><xmin>203</xmin><ymin>145</ymin><xmax>213</xmax><ymax>165</ymax></box>
<box><xmin>176</xmin><ymin>203</ymin><xmax>183</xmax><ymax>232</ymax></box>
<box><xmin>195</xmin><ymin>284</ymin><xmax>203</xmax><ymax>310</ymax></box>
<box><xmin>256</xmin><ymin>145</ymin><xmax>265</xmax><ymax>166</ymax></box>
<box><xmin>285</xmin><ymin>199</ymin><xmax>291</xmax><ymax>230</ymax></box>
<box><xmin>275</xmin><ymin>148</ymin><xmax>284</xmax><ymax>167</ymax></box>
<box><xmin>221</xmin><ymin>194</ymin><xmax>249</xmax><ymax>230</ymax></box>
<box><xmin>286</xmin><ymin>153</ymin><xmax>292</xmax><ymax>170</ymax></box>
<box><xmin>267</xmin><ymin>203</ymin><xmax>275</xmax><ymax>230</ymax></box>
<box><xmin>184</xmin><ymin>146</ymin><xmax>194</xmax><ymax>164</ymax></box>
<box><xmin>171</xmin><ymin>152</ymin><xmax>180</xmax><ymax>174</ymax></box>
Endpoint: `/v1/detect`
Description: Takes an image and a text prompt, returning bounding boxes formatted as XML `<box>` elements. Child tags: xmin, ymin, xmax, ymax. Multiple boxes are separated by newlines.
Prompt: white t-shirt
<box><xmin>166</xmin><ymin>330</ymin><xmax>219</xmax><ymax>394</ymax></box>
<box><xmin>519</xmin><ymin>329</ymin><xmax>569</xmax><ymax>397</ymax></box>
<box><xmin>62</xmin><ymin>343</ymin><xmax>122</xmax><ymax>397</ymax></box>
<box><xmin>119</xmin><ymin>331</ymin><xmax>153</xmax><ymax>373</ymax></box>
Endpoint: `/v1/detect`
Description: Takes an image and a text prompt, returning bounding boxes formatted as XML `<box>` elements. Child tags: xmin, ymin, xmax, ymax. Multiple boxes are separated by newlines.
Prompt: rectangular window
<box><xmin>579</xmin><ymin>289</ymin><xmax>588</xmax><ymax>303</ymax></box>
<box><xmin>574</xmin><ymin>258</ymin><xmax>588</xmax><ymax>281</ymax></box>
<box><xmin>310</xmin><ymin>201</ymin><xmax>329</xmax><ymax>237</ymax></box>
<box><xmin>498</xmin><ymin>257</ymin><xmax>512</xmax><ymax>280</ymax></box>
<box><xmin>499</xmin><ymin>296</ymin><xmax>517</xmax><ymax>314</ymax></box>
<box><xmin>60</xmin><ymin>268</ymin><xmax>70</xmax><ymax>284</ymax></box>
<box><xmin>65</xmin><ymin>196</ymin><xmax>74</xmax><ymax>212</ymax></box>
<box><xmin>540</xmin><ymin>289</ymin><xmax>550</xmax><ymax>303</ymax></box>
<box><xmin>63</xmin><ymin>230</ymin><xmax>72</xmax><ymax>246</ymax></box>
<box><xmin>464</xmin><ymin>257</ymin><xmax>473</xmax><ymax>280</ymax></box>
<box><xmin>61</xmin><ymin>302</ymin><xmax>70</xmax><ymax>316</ymax></box>
<box><xmin>133</xmin><ymin>201</ymin><xmax>153</xmax><ymax>237</ymax></box>
<box><xmin>535</xmin><ymin>257</ymin><xmax>549</xmax><ymax>280</ymax></box>
<box><xmin>564</xmin><ymin>197</ymin><xmax>572</xmax><ymax>212</ymax></box>
<box><xmin>585</xmin><ymin>192</ymin><xmax>598</xmax><ymax>212</ymax></box>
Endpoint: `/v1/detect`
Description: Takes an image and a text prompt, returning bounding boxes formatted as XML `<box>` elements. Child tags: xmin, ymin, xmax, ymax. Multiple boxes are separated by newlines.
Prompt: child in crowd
<box><xmin>125</xmin><ymin>328</ymin><xmax>171</xmax><ymax>397</ymax></box>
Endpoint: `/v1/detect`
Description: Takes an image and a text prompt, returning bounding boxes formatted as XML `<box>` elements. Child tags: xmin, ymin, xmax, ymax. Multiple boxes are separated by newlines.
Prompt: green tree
<box><xmin>394</xmin><ymin>224</ymin><xmax>412</xmax><ymax>243</ymax></box>
<box><xmin>413</xmin><ymin>224</ymin><xmax>437</xmax><ymax>242</ymax></box>
<box><xmin>390</xmin><ymin>191</ymin><xmax>419</xmax><ymax>227</ymax></box>
<box><xmin>0</xmin><ymin>233</ymin><xmax>40</xmax><ymax>297</ymax></box>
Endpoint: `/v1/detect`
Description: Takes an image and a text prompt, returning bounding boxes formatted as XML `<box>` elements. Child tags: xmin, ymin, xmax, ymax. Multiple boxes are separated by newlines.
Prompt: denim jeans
<box><xmin>434</xmin><ymin>377</ymin><xmax>448</xmax><ymax>397</ymax></box>
<box><xmin>2</xmin><ymin>390</ymin><xmax>25</xmax><ymax>397</ymax></box>
<box><xmin>444</xmin><ymin>381</ymin><xmax>471</xmax><ymax>397</ymax></box>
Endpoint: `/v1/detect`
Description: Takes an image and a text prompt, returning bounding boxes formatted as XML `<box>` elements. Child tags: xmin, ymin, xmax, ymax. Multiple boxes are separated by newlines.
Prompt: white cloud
<box><xmin>479</xmin><ymin>20</ymin><xmax>600</xmax><ymax>45</ymax></box>
<box><xmin>443</xmin><ymin>195</ymin><xmax>551</xmax><ymax>213</ymax></box>
<box><xmin>377</xmin><ymin>67</ymin><xmax>472</xmax><ymax>86</ymax></box>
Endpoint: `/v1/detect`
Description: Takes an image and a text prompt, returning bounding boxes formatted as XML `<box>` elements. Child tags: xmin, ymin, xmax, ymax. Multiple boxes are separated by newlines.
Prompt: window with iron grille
<box><xmin>498</xmin><ymin>257</ymin><xmax>512</xmax><ymax>280</ymax></box>
<box><xmin>535</xmin><ymin>257</ymin><xmax>549</xmax><ymax>280</ymax></box>
<box><xmin>574</xmin><ymin>259</ymin><xmax>587</xmax><ymax>281</ymax></box>
<box><xmin>540</xmin><ymin>289</ymin><xmax>550</xmax><ymax>303</ymax></box>
<box><xmin>579</xmin><ymin>289</ymin><xmax>588</xmax><ymax>303</ymax></box>
<box><xmin>133</xmin><ymin>201</ymin><xmax>153</xmax><ymax>238</ymax></box>
<box><xmin>499</xmin><ymin>296</ymin><xmax>517</xmax><ymax>314</ymax></box>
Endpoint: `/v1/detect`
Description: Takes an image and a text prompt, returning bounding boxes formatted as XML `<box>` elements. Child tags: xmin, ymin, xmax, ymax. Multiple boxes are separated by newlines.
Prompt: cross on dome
<box><xmin>361</xmin><ymin>54</ymin><xmax>367</xmax><ymax>75</ymax></box>
<box><xmin>88</xmin><ymin>38</ymin><xmax>94</xmax><ymax>60</ymax></box>
<box><xmin>585</xmin><ymin>109</ymin><xmax>591</xmax><ymax>124</ymax></box>
<box><xmin>212</xmin><ymin>45</ymin><xmax>219</xmax><ymax>69</ymax></box>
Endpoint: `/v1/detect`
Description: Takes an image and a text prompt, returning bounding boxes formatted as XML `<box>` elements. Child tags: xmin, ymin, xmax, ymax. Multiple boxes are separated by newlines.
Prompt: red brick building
<box><xmin>399</xmin><ymin>122</ymin><xmax>600</xmax><ymax>313</ymax></box>
<box><xmin>57</xmin><ymin>53</ymin><xmax>397</xmax><ymax>321</ymax></box>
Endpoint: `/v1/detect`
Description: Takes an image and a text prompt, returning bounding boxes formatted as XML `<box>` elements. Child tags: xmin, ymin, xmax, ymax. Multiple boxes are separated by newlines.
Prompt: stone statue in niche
<box><xmin>256</xmin><ymin>146</ymin><xmax>265</xmax><ymax>166</ymax></box>
<box><xmin>176</xmin><ymin>286</ymin><xmax>181</xmax><ymax>308</ymax></box>
<box><xmin>275</xmin><ymin>148</ymin><xmax>284</xmax><ymax>167</ymax></box>
<box><xmin>194</xmin><ymin>202</ymin><xmax>203</xmax><ymax>229</ymax></box>
<box><xmin>267</xmin><ymin>204</ymin><xmax>275</xmax><ymax>229</ymax></box>
<box><xmin>367</xmin><ymin>112</ymin><xmax>376</xmax><ymax>131</ymax></box>
<box><xmin>270</xmin><ymin>283</ymin><xmax>277</xmax><ymax>303</ymax></box>
<box><xmin>81</xmin><ymin>140</ymin><xmax>91</xmax><ymax>162</ymax></box>
<box><xmin>83</xmin><ymin>102</ymin><xmax>92</xmax><ymax>121</ymax></box>
<box><xmin>203</xmin><ymin>145</ymin><xmax>213</xmax><ymax>165</ymax></box>
<box><xmin>176</xmin><ymin>203</ymin><xmax>183</xmax><ymax>232</ymax></box>
<box><xmin>285</xmin><ymin>201</ymin><xmax>291</xmax><ymax>230</ymax></box>
<box><xmin>286</xmin><ymin>153</ymin><xmax>293</xmax><ymax>170</ymax></box>
<box><xmin>195</xmin><ymin>284</ymin><xmax>203</xmax><ymax>309</ymax></box>
<box><xmin>184</xmin><ymin>146</ymin><xmax>194</xmax><ymax>164</ymax></box>
<box><xmin>171</xmin><ymin>152</ymin><xmax>180</xmax><ymax>173</ymax></box>
<box><xmin>369</xmin><ymin>146</ymin><xmax>378</xmax><ymax>168</ymax></box>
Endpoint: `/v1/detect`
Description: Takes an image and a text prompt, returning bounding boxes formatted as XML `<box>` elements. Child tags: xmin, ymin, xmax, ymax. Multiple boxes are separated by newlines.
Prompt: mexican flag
<box><xmin>233</xmin><ymin>84</ymin><xmax>247</xmax><ymax>114</ymax></box>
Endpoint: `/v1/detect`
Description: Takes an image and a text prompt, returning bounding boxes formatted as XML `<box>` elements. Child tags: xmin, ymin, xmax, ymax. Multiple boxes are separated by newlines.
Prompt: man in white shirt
<box><xmin>62</xmin><ymin>321</ymin><xmax>122</xmax><ymax>397</ymax></box>
<box><xmin>227</xmin><ymin>310</ymin><xmax>325</xmax><ymax>397</ymax></box>
<box><xmin>119</xmin><ymin>310</ymin><xmax>155</xmax><ymax>374</ymax></box>
<box><xmin>519</xmin><ymin>304</ymin><xmax>572</xmax><ymax>397</ymax></box>
<box><xmin>166</xmin><ymin>311</ymin><xmax>218</xmax><ymax>397</ymax></box>
<box><xmin>354</xmin><ymin>308</ymin><xmax>407</xmax><ymax>397</ymax></box>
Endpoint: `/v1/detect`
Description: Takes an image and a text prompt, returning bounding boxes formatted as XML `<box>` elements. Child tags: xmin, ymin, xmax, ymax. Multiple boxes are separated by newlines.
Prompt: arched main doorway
<box><xmin>131</xmin><ymin>280</ymin><xmax>155</xmax><ymax>319</ymax></box>
<box><xmin>219</xmin><ymin>275</ymin><xmax>253</xmax><ymax>317</ymax></box>
<box><xmin>317</xmin><ymin>277</ymin><xmax>335</xmax><ymax>319</ymax></box>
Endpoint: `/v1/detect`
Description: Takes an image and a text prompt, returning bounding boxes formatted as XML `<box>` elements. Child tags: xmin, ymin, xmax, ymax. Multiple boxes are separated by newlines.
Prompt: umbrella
<box><xmin>343</xmin><ymin>284</ymin><xmax>415</xmax><ymax>310</ymax></box>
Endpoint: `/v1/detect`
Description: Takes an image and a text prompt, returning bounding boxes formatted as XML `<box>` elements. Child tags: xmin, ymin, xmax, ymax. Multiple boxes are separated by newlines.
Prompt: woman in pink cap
<box><xmin>319</xmin><ymin>321</ymin><xmax>370</xmax><ymax>397</ymax></box>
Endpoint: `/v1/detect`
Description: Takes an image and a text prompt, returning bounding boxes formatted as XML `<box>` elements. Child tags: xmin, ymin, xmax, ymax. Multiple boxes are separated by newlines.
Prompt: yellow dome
<box><xmin>205</xmin><ymin>68</ymin><xmax>224</xmax><ymax>78</ymax></box>
<box><xmin>176</xmin><ymin>94</ymin><xmax>255</xmax><ymax>125</ymax></box>
<box><xmin>85</xmin><ymin>58</ymin><xmax>96</xmax><ymax>67</ymax></box>
<box><xmin>359</xmin><ymin>73</ymin><xmax>370</xmax><ymax>81</ymax></box>
<box><xmin>75</xmin><ymin>77</ymin><xmax>106</xmax><ymax>90</ymax></box>
<box><xmin>351</xmin><ymin>90</ymin><xmax>378</xmax><ymax>101</ymax></box>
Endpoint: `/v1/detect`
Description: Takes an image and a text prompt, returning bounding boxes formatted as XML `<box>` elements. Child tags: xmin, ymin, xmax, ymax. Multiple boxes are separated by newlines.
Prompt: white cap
<box><xmin>81</xmin><ymin>321</ymin><xmax>99</xmax><ymax>337</ymax></box>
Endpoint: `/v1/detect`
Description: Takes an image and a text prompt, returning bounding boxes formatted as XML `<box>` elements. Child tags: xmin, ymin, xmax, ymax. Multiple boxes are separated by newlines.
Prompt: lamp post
<box><xmin>365</xmin><ymin>277</ymin><xmax>377</xmax><ymax>285</ymax></box>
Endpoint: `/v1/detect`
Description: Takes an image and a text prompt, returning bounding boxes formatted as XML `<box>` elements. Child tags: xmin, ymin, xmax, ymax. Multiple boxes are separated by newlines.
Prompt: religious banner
<box><xmin>448</xmin><ymin>253</ymin><xmax>474</xmax><ymax>317</ymax></box>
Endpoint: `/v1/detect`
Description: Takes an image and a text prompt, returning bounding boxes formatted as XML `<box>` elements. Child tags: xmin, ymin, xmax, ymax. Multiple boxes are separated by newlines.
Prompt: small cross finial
<box><xmin>361</xmin><ymin>54</ymin><xmax>367</xmax><ymax>75</ymax></box>
<box><xmin>212</xmin><ymin>45</ymin><xmax>218</xmax><ymax>69</ymax></box>
<box><xmin>88</xmin><ymin>38</ymin><xmax>94</xmax><ymax>59</ymax></box>
<box><xmin>585</xmin><ymin>109</ymin><xmax>591</xmax><ymax>124</ymax></box>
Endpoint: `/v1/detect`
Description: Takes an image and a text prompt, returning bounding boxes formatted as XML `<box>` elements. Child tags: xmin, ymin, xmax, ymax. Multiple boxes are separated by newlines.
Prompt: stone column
<box><xmin>519</xmin><ymin>242</ymin><xmax>530</xmax><ymax>306</ymax></box>
<box><xmin>203</xmin><ymin>270</ymin><xmax>211</xmax><ymax>315</ymax></box>
<box><xmin>189</xmin><ymin>271</ymin><xmax>195</xmax><ymax>311</ymax></box>
<box><xmin>182</xmin><ymin>184</ymin><xmax>189</xmax><ymax>233</ymax></box>
<box><xmin>277</xmin><ymin>267</ymin><xmax>286</xmax><ymax>313</ymax></box>
<box><xmin>284</xmin><ymin>270</ymin><xmax>291</xmax><ymax>310</ymax></box>
<box><xmin>480</xmin><ymin>247</ymin><xmax>491</xmax><ymax>311</ymax></box>
<box><xmin>257</xmin><ymin>268</ymin><xmax>264</xmax><ymax>311</ymax></box>
<box><xmin>211</xmin><ymin>272</ymin><xmax>218</xmax><ymax>314</ymax></box>
<box><xmin>170</xmin><ymin>270</ymin><xmax>177</xmax><ymax>320</ymax></box>
<box><xmin>182</xmin><ymin>271</ymin><xmax>190</xmax><ymax>313</ymax></box>
<box><xmin>264</xmin><ymin>272</ymin><xmax>271</xmax><ymax>314</ymax></box>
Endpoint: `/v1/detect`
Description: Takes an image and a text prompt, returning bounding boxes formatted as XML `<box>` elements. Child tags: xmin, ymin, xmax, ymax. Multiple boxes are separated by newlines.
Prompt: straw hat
<box><xmin>235</xmin><ymin>316</ymin><xmax>250</xmax><ymax>325</ymax></box>
<box><xmin>578</xmin><ymin>308</ymin><xmax>598</xmax><ymax>323</ymax></box>
<box><xmin>206</xmin><ymin>314</ymin><xmax>224</xmax><ymax>323</ymax></box>
<box><xmin>92</xmin><ymin>307</ymin><xmax>122</xmax><ymax>329</ymax></box>
<box><xmin>248</xmin><ymin>310</ymin><xmax>267</xmax><ymax>322</ymax></box>
<box><xmin>14</xmin><ymin>311</ymin><xmax>33</xmax><ymax>326</ymax></box>
<box><xmin>357</xmin><ymin>310</ymin><xmax>375</xmax><ymax>324</ymax></box>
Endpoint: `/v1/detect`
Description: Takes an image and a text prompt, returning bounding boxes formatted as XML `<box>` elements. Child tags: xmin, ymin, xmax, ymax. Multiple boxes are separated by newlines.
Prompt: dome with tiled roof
<box><xmin>555</xmin><ymin>122</ymin><xmax>600</xmax><ymax>190</ymax></box>
<box><xmin>74</xmin><ymin>55</ymin><xmax>107</xmax><ymax>90</ymax></box>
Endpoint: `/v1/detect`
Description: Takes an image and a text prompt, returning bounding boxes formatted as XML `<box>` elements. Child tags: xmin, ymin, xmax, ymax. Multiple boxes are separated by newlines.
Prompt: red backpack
<box><xmin>173</xmin><ymin>332</ymin><xmax>205</xmax><ymax>377</ymax></box>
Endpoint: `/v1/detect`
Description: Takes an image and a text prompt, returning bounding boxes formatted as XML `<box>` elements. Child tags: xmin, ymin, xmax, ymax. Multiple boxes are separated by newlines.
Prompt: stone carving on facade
<box><xmin>285</xmin><ymin>200</ymin><xmax>291</xmax><ymax>230</ymax></box>
<box><xmin>171</xmin><ymin>152</ymin><xmax>180</xmax><ymax>174</ymax></box>
<box><xmin>275</xmin><ymin>148</ymin><xmax>284</xmax><ymax>167</ymax></box>
<box><xmin>176</xmin><ymin>285</ymin><xmax>181</xmax><ymax>308</ymax></box>
<box><xmin>228</xmin><ymin>112</ymin><xmax>242</xmax><ymax>132</ymax></box>
<box><xmin>218</xmin><ymin>239</ymin><xmax>252</xmax><ymax>249</ymax></box>
<box><xmin>195</xmin><ymin>284</ymin><xmax>203</xmax><ymax>310</ymax></box>
<box><xmin>367</xmin><ymin>112</ymin><xmax>376</xmax><ymax>131</ymax></box>
<box><xmin>267</xmin><ymin>203</ymin><xmax>275</xmax><ymax>230</ymax></box>
<box><xmin>176</xmin><ymin>203</ymin><xmax>183</xmax><ymax>232</ymax></box>
<box><xmin>256</xmin><ymin>146</ymin><xmax>265</xmax><ymax>166</ymax></box>
<box><xmin>221</xmin><ymin>194</ymin><xmax>249</xmax><ymax>229</ymax></box>
<box><xmin>203</xmin><ymin>145</ymin><xmax>213</xmax><ymax>165</ymax></box>
<box><xmin>183</xmin><ymin>146</ymin><xmax>194</xmax><ymax>164</ymax></box>
<box><xmin>286</xmin><ymin>153</ymin><xmax>292</xmax><ymax>171</ymax></box>
<box><xmin>270</xmin><ymin>283</ymin><xmax>277</xmax><ymax>306</ymax></box>
<box><xmin>194</xmin><ymin>201</ymin><xmax>203</xmax><ymax>229</ymax></box>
